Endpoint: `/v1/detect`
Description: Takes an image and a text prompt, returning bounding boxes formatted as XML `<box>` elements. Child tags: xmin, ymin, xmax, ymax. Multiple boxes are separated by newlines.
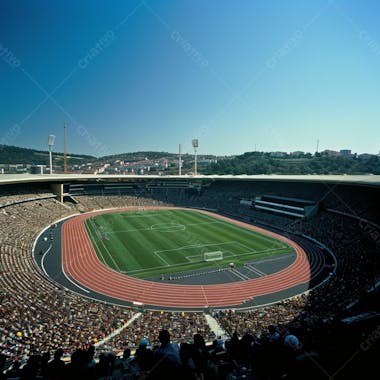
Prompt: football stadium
<box><xmin>1</xmin><ymin>174</ymin><xmax>379</xmax><ymax>378</ymax></box>
<box><xmin>2</xmin><ymin>1</ymin><xmax>380</xmax><ymax>378</ymax></box>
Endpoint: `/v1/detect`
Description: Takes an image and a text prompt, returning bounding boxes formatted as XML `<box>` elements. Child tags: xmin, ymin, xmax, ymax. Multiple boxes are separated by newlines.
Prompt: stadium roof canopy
<box><xmin>0</xmin><ymin>174</ymin><xmax>380</xmax><ymax>188</ymax></box>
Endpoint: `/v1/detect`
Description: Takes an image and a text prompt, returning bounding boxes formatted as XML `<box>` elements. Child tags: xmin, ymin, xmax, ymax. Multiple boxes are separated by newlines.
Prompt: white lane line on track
<box><xmin>245</xmin><ymin>264</ymin><xmax>266</xmax><ymax>277</ymax></box>
<box><xmin>61</xmin><ymin>258</ymin><xmax>90</xmax><ymax>294</ymax></box>
<box><xmin>230</xmin><ymin>268</ymin><xmax>250</xmax><ymax>280</ymax></box>
<box><xmin>89</xmin><ymin>218</ymin><xmax>121</xmax><ymax>272</ymax></box>
<box><xmin>41</xmin><ymin>244</ymin><xmax>52</xmax><ymax>276</ymax></box>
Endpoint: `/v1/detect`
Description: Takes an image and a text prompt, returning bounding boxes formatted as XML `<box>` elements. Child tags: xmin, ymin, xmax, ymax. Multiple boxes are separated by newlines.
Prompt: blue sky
<box><xmin>1</xmin><ymin>0</ymin><xmax>379</xmax><ymax>157</ymax></box>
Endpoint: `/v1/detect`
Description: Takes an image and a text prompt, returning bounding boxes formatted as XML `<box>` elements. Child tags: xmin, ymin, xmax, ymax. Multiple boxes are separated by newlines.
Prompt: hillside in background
<box><xmin>203</xmin><ymin>152</ymin><xmax>380</xmax><ymax>175</ymax></box>
<box><xmin>100</xmin><ymin>151</ymin><xmax>178</xmax><ymax>162</ymax></box>
<box><xmin>100</xmin><ymin>151</ymin><xmax>217</xmax><ymax>163</ymax></box>
<box><xmin>1</xmin><ymin>144</ymin><xmax>380</xmax><ymax>175</ymax></box>
<box><xmin>0</xmin><ymin>145</ymin><xmax>95</xmax><ymax>165</ymax></box>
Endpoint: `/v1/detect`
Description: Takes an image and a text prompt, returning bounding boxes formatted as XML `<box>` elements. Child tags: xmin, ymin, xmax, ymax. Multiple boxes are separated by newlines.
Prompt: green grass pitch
<box><xmin>84</xmin><ymin>209</ymin><xmax>294</xmax><ymax>279</ymax></box>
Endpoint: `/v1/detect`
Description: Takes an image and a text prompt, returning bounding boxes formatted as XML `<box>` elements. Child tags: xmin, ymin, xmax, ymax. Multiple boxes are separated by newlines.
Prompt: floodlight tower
<box><xmin>178</xmin><ymin>143</ymin><xmax>182</xmax><ymax>176</ymax></box>
<box><xmin>63</xmin><ymin>124</ymin><xmax>67</xmax><ymax>174</ymax></box>
<box><xmin>48</xmin><ymin>134</ymin><xmax>56</xmax><ymax>174</ymax></box>
<box><xmin>192</xmin><ymin>139</ymin><xmax>199</xmax><ymax>176</ymax></box>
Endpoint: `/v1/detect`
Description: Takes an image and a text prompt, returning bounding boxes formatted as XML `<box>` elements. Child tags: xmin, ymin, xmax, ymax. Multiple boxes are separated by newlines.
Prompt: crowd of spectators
<box><xmin>0</xmin><ymin>186</ymin><xmax>56</xmax><ymax>208</ymax></box>
<box><xmin>0</xmin><ymin>321</ymin><xmax>317</xmax><ymax>380</ymax></box>
<box><xmin>95</xmin><ymin>311</ymin><xmax>213</xmax><ymax>356</ymax></box>
<box><xmin>212</xmin><ymin>205</ymin><xmax>380</xmax><ymax>378</ymax></box>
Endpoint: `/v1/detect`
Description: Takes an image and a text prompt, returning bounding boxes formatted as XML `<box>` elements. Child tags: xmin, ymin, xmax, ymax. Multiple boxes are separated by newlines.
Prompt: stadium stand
<box><xmin>251</xmin><ymin>195</ymin><xmax>318</xmax><ymax>218</ymax></box>
<box><xmin>0</xmin><ymin>177</ymin><xmax>379</xmax><ymax>378</ymax></box>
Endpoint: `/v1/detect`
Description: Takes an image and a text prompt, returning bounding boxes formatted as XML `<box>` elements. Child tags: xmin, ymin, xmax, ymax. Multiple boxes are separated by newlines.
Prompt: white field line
<box><xmin>185</xmin><ymin>250</ymin><xmax>237</xmax><ymax>263</ymax></box>
<box><xmin>105</xmin><ymin>220</ymin><xmax>221</xmax><ymax>234</ymax></box>
<box><xmin>186</xmin><ymin>221</ymin><xmax>221</xmax><ymax>227</ymax></box>
<box><xmin>123</xmin><ymin>260</ymin><xmax>190</xmax><ymax>274</ymax></box>
<box><xmin>184</xmin><ymin>254</ymin><xmax>203</xmax><ymax>263</ymax></box>
<box><xmin>125</xmin><ymin>246</ymin><xmax>288</xmax><ymax>275</ymax></box>
<box><xmin>119</xmin><ymin>211</ymin><xmax>174</xmax><ymax>218</ymax></box>
<box><xmin>234</xmin><ymin>242</ymin><xmax>257</xmax><ymax>253</ymax></box>
<box><xmin>125</xmin><ymin>250</ymin><xmax>237</xmax><ymax>274</ymax></box>
<box><xmin>231</xmin><ymin>247</ymin><xmax>291</xmax><ymax>259</ymax></box>
<box><xmin>88</xmin><ymin>218</ymin><xmax>122</xmax><ymax>272</ymax></box>
<box><xmin>153</xmin><ymin>250</ymin><xmax>171</xmax><ymax>266</ymax></box>
<box><xmin>215</xmin><ymin>218</ymin><xmax>288</xmax><ymax>247</ymax></box>
<box><xmin>154</xmin><ymin>241</ymin><xmax>238</xmax><ymax>265</ymax></box>
<box><xmin>86</xmin><ymin>220</ymin><xmax>108</xmax><ymax>266</ymax></box>
<box><xmin>105</xmin><ymin>226</ymin><xmax>152</xmax><ymax>234</ymax></box>
<box><xmin>150</xmin><ymin>223</ymin><xmax>186</xmax><ymax>232</ymax></box>
<box><xmin>89</xmin><ymin>212</ymin><xmax>290</xmax><ymax>276</ymax></box>
<box><xmin>185</xmin><ymin>251</ymin><xmax>237</xmax><ymax>263</ymax></box>
<box><xmin>123</xmin><ymin>247</ymin><xmax>289</xmax><ymax>275</ymax></box>
<box><xmin>125</xmin><ymin>247</ymin><xmax>290</xmax><ymax>276</ymax></box>
<box><xmin>155</xmin><ymin>241</ymin><xmax>238</xmax><ymax>254</ymax></box>
<box><xmin>153</xmin><ymin>239</ymin><xmax>261</xmax><ymax>268</ymax></box>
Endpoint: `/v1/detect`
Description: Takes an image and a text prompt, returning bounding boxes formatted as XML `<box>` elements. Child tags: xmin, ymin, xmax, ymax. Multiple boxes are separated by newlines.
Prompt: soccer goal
<box><xmin>203</xmin><ymin>251</ymin><xmax>223</xmax><ymax>262</ymax></box>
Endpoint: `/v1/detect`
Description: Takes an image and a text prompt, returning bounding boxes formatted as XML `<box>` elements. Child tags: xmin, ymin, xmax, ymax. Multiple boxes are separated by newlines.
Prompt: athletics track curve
<box><xmin>62</xmin><ymin>207</ymin><xmax>311</xmax><ymax>308</ymax></box>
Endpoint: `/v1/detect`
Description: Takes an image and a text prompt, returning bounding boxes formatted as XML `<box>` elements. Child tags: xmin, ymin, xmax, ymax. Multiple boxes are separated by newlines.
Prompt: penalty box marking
<box><xmin>185</xmin><ymin>250</ymin><xmax>237</xmax><ymax>262</ymax></box>
<box><xmin>150</xmin><ymin>223</ymin><xmax>186</xmax><ymax>232</ymax></box>
<box><xmin>155</xmin><ymin>241</ymin><xmax>255</xmax><ymax>264</ymax></box>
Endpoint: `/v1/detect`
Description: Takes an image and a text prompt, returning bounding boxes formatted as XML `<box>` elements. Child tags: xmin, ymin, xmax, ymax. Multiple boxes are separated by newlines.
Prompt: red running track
<box><xmin>62</xmin><ymin>207</ymin><xmax>311</xmax><ymax>308</ymax></box>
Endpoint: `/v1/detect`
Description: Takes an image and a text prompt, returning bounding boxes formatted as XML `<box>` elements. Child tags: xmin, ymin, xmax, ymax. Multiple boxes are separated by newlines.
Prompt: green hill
<box><xmin>0</xmin><ymin>144</ymin><xmax>95</xmax><ymax>165</ymax></box>
<box><xmin>203</xmin><ymin>152</ymin><xmax>380</xmax><ymax>175</ymax></box>
<box><xmin>1</xmin><ymin>143</ymin><xmax>379</xmax><ymax>175</ymax></box>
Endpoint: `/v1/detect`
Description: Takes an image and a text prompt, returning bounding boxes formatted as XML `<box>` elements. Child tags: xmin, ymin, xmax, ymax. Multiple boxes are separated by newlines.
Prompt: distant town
<box><xmin>0</xmin><ymin>144</ymin><xmax>379</xmax><ymax>175</ymax></box>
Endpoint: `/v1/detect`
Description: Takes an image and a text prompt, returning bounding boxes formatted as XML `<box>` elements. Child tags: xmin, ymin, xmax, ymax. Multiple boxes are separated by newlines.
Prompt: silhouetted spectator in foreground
<box><xmin>179</xmin><ymin>342</ymin><xmax>197</xmax><ymax>380</ymax></box>
<box><xmin>192</xmin><ymin>333</ymin><xmax>214</xmax><ymax>379</ymax></box>
<box><xmin>135</xmin><ymin>338</ymin><xmax>154</xmax><ymax>372</ymax></box>
<box><xmin>117</xmin><ymin>347</ymin><xmax>138</xmax><ymax>378</ymax></box>
<box><xmin>5</xmin><ymin>361</ymin><xmax>21</xmax><ymax>379</ymax></box>
<box><xmin>46</xmin><ymin>348</ymin><xmax>66</xmax><ymax>380</ymax></box>
<box><xmin>0</xmin><ymin>355</ymin><xmax>6</xmax><ymax>380</ymax></box>
<box><xmin>20</xmin><ymin>354</ymin><xmax>44</xmax><ymax>379</ymax></box>
<box><xmin>267</xmin><ymin>325</ymin><xmax>281</xmax><ymax>343</ymax></box>
<box><xmin>151</xmin><ymin>329</ymin><xmax>181</xmax><ymax>379</ymax></box>
<box><xmin>66</xmin><ymin>347</ymin><xmax>96</xmax><ymax>379</ymax></box>
<box><xmin>225</xmin><ymin>332</ymin><xmax>241</xmax><ymax>359</ymax></box>
<box><xmin>94</xmin><ymin>352</ymin><xmax>114</xmax><ymax>379</ymax></box>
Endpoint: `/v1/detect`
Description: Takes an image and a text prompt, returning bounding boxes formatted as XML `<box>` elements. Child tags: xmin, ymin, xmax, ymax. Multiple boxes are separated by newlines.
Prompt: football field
<box><xmin>84</xmin><ymin>209</ymin><xmax>294</xmax><ymax>279</ymax></box>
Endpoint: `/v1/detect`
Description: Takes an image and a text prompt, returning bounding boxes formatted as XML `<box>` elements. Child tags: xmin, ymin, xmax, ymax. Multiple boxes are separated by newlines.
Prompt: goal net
<box><xmin>203</xmin><ymin>251</ymin><xmax>223</xmax><ymax>262</ymax></box>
